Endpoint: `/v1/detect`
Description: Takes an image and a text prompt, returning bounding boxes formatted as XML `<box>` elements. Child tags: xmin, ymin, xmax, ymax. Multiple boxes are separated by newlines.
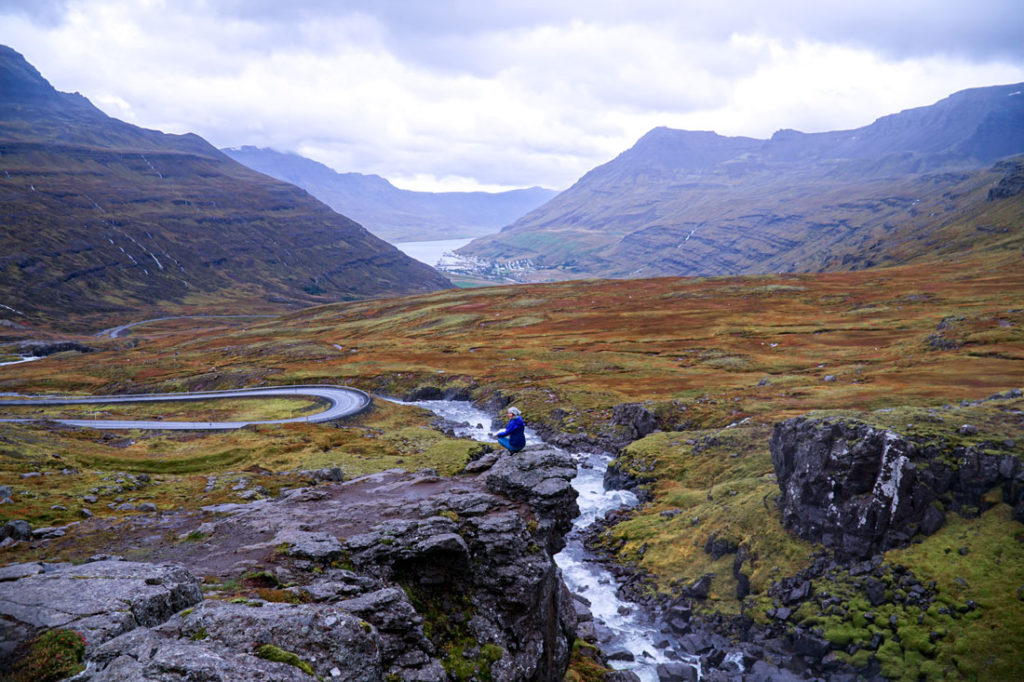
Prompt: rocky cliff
<box><xmin>0</xmin><ymin>448</ymin><xmax>580</xmax><ymax>681</ymax></box>
<box><xmin>770</xmin><ymin>390</ymin><xmax>1024</xmax><ymax>560</ymax></box>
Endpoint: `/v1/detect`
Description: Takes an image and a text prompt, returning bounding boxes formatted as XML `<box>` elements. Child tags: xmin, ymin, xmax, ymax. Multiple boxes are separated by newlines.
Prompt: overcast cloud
<box><xmin>2</xmin><ymin>0</ymin><xmax>1023</xmax><ymax>191</ymax></box>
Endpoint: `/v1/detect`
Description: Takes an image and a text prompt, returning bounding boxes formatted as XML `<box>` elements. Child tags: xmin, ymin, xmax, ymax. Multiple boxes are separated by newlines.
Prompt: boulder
<box><xmin>83</xmin><ymin>599</ymin><xmax>382</xmax><ymax>681</ymax></box>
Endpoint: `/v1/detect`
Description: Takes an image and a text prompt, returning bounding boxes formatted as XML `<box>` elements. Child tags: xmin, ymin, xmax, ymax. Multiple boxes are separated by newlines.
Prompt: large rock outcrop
<box><xmin>771</xmin><ymin>415</ymin><xmax>1024</xmax><ymax>559</ymax></box>
<box><xmin>0</xmin><ymin>448</ymin><xmax>580</xmax><ymax>681</ymax></box>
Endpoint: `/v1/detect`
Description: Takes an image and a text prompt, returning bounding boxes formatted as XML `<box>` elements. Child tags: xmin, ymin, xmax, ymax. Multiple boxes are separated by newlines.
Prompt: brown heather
<box><xmin>1</xmin><ymin>255</ymin><xmax>1022</xmax><ymax>680</ymax></box>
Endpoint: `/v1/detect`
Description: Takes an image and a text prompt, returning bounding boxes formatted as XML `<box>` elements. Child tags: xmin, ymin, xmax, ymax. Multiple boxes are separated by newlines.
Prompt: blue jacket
<box><xmin>497</xmin><ymin>415</ymin><xmax>526</xmax><ymax>450</ymax></box>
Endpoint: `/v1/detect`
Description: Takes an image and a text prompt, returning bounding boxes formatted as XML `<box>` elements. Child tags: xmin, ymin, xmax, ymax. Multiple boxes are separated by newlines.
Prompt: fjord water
<box><xmin>392</xmin><ymin>238</ymin><xmax>473</xmax><ymax>268</ymax></box>
<box><xmin>400</xmin><ymin>398</ymin><xmax>685</xmax><ymax>681</ymax></box>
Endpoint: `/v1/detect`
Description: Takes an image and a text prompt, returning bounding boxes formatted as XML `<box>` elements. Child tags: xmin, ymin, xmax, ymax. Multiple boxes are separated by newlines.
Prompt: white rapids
<box><xmin>398</xmin><ymin>398</ymin><xmax>698</xmax><ymax>681</ymax></box>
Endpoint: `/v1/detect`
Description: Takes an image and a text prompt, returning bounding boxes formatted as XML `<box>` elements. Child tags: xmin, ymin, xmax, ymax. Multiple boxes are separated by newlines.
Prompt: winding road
<box><xmin>0</xmin><ymin>385</ymin><xmax>371</xmax><ymax>430</ymax></box>
<box><xmin>96</xmin><ymin>314</ymin><xmax>276</xmax><ymax>339</ymax></box>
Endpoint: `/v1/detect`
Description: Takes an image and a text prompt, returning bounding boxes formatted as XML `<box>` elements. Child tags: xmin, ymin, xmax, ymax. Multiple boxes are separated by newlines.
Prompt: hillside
<box><xmin>222</xmin><ymin>146</ymin><xmax>557</xmax><ymax>242</ymax></box>
<box><xmin>0</xmin><ymin>254</ymin><xmax>1022</xmax><ymax>679</ymax></box>
<box><xmin>0</xmin><ymin>46</ymin><xmax>451</xmax><ymax>331</ymax></box>
<box><xmin>457</xmin><ymin>84</ymin><xmax>1024</xmax><ymax>282</ymax></box>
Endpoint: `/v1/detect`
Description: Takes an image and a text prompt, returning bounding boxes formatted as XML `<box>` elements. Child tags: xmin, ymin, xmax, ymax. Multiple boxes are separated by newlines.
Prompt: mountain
<box><xmin>222</xmin><ymin>146</ymin><xmax>557</xmax><ymax>242</ymax></box>
<box><xmin>457</xmin><ymin>84</ymin><xmax>1024</xmax><ymax>281</ymax></box>
<box><xmin>0</xmin><ymin>46</ymin><xmax>450</xmax><ymax>330</ymax></box>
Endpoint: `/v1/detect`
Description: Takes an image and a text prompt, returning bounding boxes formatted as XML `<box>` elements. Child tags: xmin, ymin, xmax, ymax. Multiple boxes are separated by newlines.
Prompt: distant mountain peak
<box><xmin>0</xmin><ymin>45</ymin><xmax>61</xmax><ymax>104</ymax></box>
<box><xmin>223</xmin><ymin>146</ymin><xmax>557</xmax><ymax>242</ymax></box>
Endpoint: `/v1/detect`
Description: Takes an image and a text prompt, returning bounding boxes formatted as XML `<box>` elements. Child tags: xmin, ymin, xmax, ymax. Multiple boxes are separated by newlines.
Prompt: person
<box><xmin>495</xmin><ymin>406</ymin><xmax>526</xmax><ymax>454</ymax></box>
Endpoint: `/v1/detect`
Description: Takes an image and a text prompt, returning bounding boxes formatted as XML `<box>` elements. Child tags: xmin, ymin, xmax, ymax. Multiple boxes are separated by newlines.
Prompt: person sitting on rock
<box><xmin>495</xmin><ymin>406</ymin><xmax>526</xmax><ymax>454</ymax></box>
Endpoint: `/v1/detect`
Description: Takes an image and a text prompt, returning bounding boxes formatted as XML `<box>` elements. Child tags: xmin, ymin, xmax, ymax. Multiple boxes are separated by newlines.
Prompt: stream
<box><xmin>400</xmin><ymin>398</ymin><xmax>699</xmax><ymax>682</ymax></box>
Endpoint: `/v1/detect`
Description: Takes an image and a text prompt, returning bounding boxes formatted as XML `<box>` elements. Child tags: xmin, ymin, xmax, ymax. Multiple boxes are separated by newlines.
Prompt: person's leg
<box><xmin>497</xmin><ymin>435</ymin><xmax>512</xmax><ymax>451</ymax></box>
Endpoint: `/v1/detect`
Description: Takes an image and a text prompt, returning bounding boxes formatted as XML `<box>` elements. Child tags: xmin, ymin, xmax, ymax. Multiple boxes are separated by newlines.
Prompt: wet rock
<box><xmin>485</xmin><ymin>447</ymin><xmax>579</xmax><ymax>553</ymax></box>
<box><xmin>684</xmin><ymin>575</ymin><xmax>713</xmax><ymax>600</ymax></box>
<box><xmin>770</xmin><ymin>416</ymin><xmax>1024</xmax><ymax>559</ymax></box>
<box><xmin>606</xmin><ymin>671</ymin><xmax>643</xmax><ymax>682</ymax></box>
<box><xmin>607</xmin><ymin>648</ymin><xmax>635</xmax><ymax>661</ymax></box>
<box><xmin>610</xmin><ymin>402</ymin><xmax>659</xmax><ymax>443</ymax></box>
<box><xmin>85</xmin><ymin>599</ymin><xmax>382</xmax><ymax>681</ymax></box>
<box><xmin>272</xmin><ymin>528</ymin><xmax>345</xmax><ymax>562</ymax></box>
<box><xmin>657</xmin><ymin>661</ymin><xmax>699</xmax><ymax>681</ymax></box>
<box><xmin>0</xmin><ymin>560</ymin><xmax>202</xmax><ymax>658</ymax></box>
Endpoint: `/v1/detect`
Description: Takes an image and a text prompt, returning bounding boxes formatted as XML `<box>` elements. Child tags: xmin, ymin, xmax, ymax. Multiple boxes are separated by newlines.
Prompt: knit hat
<box><xmin>507</xmin><ymin>406</ymin><xmax>521</xmax><ymax>416</ymax></box>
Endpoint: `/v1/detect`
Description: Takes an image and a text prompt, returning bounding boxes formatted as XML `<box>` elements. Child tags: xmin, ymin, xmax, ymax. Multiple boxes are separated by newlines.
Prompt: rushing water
<box><xmin>0</xmin><ymin>355</ymin><xmax>43</xmax><ymax>367</ymax></box>
<box><xmin>398</xmin><ymin>398</ymin><xmax>694</xmax><ymax>681</ymax></box>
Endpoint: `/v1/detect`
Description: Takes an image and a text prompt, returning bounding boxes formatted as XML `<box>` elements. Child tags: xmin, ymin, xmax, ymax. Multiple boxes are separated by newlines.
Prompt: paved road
<box><xmin>96</xmin><ymin>314</ymin><xmax>276</xmax><ymax>338</ymax></box>
<box><xmin>0</xmin><ymin>385</ymin><xmax>371</xmax><ymax>430</ymax></box>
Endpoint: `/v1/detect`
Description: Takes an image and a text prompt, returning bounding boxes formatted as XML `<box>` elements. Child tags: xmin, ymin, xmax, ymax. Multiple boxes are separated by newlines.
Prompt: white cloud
<box><xmin>2</xmin><ymin>0</ymin><xmax>1023</xmax><ymax>191</ymax></box>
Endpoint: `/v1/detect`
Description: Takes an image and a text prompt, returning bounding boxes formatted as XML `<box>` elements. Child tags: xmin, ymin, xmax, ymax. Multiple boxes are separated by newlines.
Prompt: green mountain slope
<box><xmin>458</xmin><ymin>85</ymin><xmax>1024</xmax><ymax>281</ymax></box>
<box><xmin>223</xmin><ymin>146</ymin><xmax>557</xmax><ymax>242</ymax></box>
<box><xmin>0</xmin><ymin>45</ymin><xmax>451</xmax><ymax>330</ymax></box>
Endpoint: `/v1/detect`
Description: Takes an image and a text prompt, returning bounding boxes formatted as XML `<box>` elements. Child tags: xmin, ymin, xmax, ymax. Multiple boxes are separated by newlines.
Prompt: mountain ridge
<box><xmin>458</xmin><ymin>82</ymin><xmax>1024</xmax><ymax>282</ymax></box>
<box><xmin>0</xmin><ymin>46</ymin><xmax>451</xmax><ymax>330</ymax></box>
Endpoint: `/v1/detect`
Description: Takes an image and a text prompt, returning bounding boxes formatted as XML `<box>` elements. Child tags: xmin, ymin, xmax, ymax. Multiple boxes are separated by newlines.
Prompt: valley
<box><xmin>1</xmin><ymin>255</ymin><xmax>1022</xmax><ymax>680</ymax></box>
<box><xmin>1</xmin><ymin>42</ymin><xmax>1023</xmax><ymax>682</ymax></box>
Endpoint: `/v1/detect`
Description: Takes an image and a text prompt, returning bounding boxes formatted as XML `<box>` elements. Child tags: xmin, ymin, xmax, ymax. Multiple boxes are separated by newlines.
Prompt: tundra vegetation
<box><xmin>1</xmin><ymin>255</ymin><xmax>1022</xmax><ymax>680</ymax></box>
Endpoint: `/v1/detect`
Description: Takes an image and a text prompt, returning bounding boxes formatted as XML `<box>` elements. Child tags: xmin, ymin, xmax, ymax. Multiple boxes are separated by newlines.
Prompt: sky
<box><xmin>2</xmin><ymin>0</ymin><xmax>1023</xmax><ymax>192</ymax></box>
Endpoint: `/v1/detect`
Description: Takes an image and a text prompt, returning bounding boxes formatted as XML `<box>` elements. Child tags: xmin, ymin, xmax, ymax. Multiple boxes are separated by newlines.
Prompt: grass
<box><xmin>0</xmin><ymin>399</ymin><xmax>486</xmax><ymax>530</ymax></box>
<box><xmin>1</xmin><ymin>256</ymin><xmax>1022</xmax><ymax>678</ymax></box>
<box><xmin>596</xmin><ymin>424</ymin><xmax>818</xmax><ymax>607</ymax></box>
<box><xmin>1</xmin><ymin>629</ymin><xmax>86</xmax><ymax>682</ymax></box>
<box><xmin>883</xmin><ymin>504</ymin><xmax>1024</xmax><ymax>681</ymax></box>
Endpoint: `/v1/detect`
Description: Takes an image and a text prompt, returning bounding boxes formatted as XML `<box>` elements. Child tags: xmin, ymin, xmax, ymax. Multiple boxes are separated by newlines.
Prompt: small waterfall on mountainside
<box><xmin>399</xmin><ymin>398</ymin><xmax>698</xmax><ymax>682</ymax></box>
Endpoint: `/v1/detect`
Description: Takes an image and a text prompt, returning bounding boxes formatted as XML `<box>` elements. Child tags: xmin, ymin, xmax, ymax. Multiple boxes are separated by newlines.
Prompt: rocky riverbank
<box><xmin>0</xmin><ymin>447</ymin><xmax>581</xmax><ymax>681</ymax></box>
<box><xmin>588</xmin><ymin>389</ymin><xmax>1024</xmax><ymax>681</ymax></box>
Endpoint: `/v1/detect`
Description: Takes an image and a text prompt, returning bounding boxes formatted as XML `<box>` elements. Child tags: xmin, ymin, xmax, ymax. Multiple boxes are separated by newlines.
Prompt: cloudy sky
<box><xmin>3</xmin><ymin>0</ymin><xmax>1023</xmax><ymax>192</ymax></box>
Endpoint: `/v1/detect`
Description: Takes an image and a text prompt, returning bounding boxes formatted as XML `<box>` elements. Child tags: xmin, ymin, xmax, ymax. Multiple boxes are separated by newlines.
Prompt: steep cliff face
<box><xmin>770</xmin><ymin>392</ymin><xmax>1024</xmax><ymax>559</ymax></box>
<box><xmin>0</xmin><ymin>46</ymin><xmax>450</xmax><ymax>329</ymax></box>
<box><xmin>0</xmin><ymin>449</ymin><xmax>580</xmax><ymax>681</ymax></box>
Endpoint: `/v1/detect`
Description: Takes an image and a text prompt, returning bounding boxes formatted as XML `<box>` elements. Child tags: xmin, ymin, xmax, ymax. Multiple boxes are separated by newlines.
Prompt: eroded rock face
<box><xmin>771</xmin><ymin>416</ymin><xmax>1024</xmax><ymax>559</ymax></box>
<box><xmin>0</xmin><ymin>448</ymin><xmax>580</xmax><ymax>681</ymax></box>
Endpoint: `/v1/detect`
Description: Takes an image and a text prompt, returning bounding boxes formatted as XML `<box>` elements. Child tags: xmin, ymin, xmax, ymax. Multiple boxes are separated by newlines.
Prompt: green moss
<box><xmin>823</xmin><ymin>623</ymin><xmax>869</xmax><ymax>647</ymax></box>
<box><xmin>400</xmin><ymin>582</ymin><xmax>502</xmax><ymax>680</ymax></box>
<box><xmin>4</xmin><ymin>629</ymin><xmax>86</xmax><ymax>682</ymax></box>
<box><xmin>563</xmin><ymin>639</ymin><xmax>615</xmax><ymax>682</ymax></box>
<box><xmin>600</xmin><ymin>424</ymin><xmax>815</xmax><ymax>601</ymax></box>
<box><xmin>191</xmin><ymin>626</ymin><xmax>208</xmax><ymax>641</ymax></box>
<box><xmin>254</xmin><ymin>644</ymin><xmax>315</xmax><ymax>676</ymax></box>
<box><xmin>443</xmin><ymin>642</ymin><xmax>504</xmax><ymax>681</ymax></box>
